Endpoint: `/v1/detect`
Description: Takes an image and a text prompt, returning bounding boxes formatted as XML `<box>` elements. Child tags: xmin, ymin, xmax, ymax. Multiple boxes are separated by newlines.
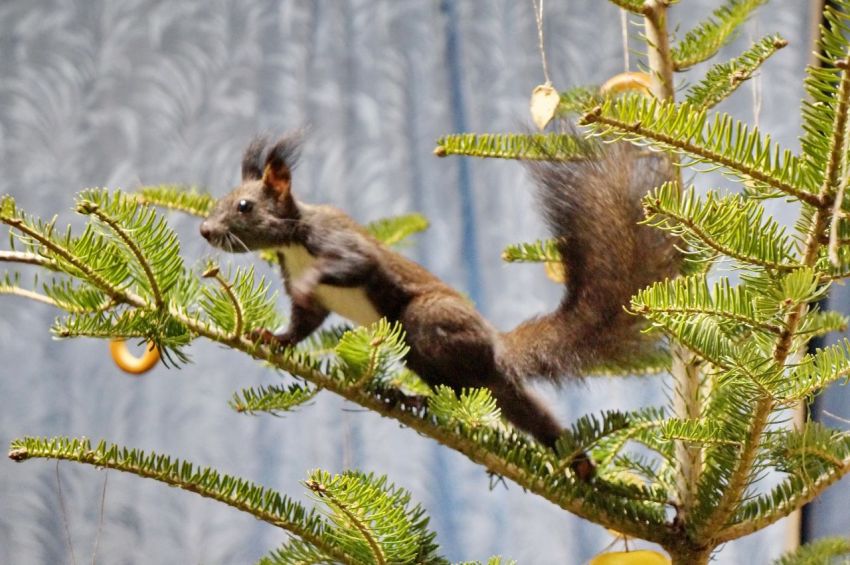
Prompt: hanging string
<box><xmin>532</xmin><ymin>0</ymin><xmax>552</xmax><ymax>85</ymax></box>
<box><xmin>91</xmin><ymin>470</ymin><xmax>109</xmax><ymax>565</ymax></box>
<box><xmin>620</xmin><ymin>9</ymin><xmax>630</xmax><ymax>72</ymax></box>
<box><xmin>56</xmin><ymin>461</ymin><xmax>79</xmax><ymax>565</ymax></box>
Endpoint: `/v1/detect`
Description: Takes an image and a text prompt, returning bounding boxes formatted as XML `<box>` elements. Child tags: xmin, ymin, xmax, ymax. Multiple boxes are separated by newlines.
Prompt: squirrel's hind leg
<box><xmin>398</xmin><ymin>294</ymin><xmax>594</xmax><ymax>473</ymax></box>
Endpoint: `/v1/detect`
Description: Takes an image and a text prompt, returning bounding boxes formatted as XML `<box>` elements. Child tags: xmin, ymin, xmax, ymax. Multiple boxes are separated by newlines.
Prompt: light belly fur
<box><xmin>278</xmin><ymin>244</ymin><xmax>383</xmax><ymax>326</ymax></box>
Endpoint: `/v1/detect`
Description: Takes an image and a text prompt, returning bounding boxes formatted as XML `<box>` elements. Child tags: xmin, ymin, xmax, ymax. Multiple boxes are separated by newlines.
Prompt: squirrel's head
<box><xmin>200</xmin><ymin>134</ymin><xmax>302</xmax><ymax>252</ymax></box>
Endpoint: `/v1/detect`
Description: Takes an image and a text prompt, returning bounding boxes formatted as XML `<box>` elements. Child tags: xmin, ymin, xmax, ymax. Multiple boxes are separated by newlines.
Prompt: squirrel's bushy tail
<box><xmin>502</xmin><ymin>141</ymin><xmax>681</xmax><ymax>381</ymax></box>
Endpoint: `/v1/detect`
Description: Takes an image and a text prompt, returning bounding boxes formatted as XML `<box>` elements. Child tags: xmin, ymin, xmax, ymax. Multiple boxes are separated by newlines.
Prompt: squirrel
<box><xmin>199</xmin><ymin>132</ymin><xmax>680</xmax><ymax>478</ymax></box>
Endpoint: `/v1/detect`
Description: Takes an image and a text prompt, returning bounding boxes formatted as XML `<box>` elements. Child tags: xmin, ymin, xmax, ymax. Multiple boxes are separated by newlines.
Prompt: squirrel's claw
<box><xmin>570</xmin><ymin>452</ymin><xmax>597</xmax><ymax>482</ymax></box>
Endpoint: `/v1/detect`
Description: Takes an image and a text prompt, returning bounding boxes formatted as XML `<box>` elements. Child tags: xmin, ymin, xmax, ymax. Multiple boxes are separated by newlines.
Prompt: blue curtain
<box><xmin>0</xmin><ymin>1</ymin><xmax>827</xmax><ymax>563</ymax></box>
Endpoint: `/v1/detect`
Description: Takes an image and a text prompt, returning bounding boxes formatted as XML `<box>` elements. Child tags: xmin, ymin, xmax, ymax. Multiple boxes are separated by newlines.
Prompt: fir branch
<box><xmin>0</xmin><ymin>283</ymin><xmax>57</xmax><ymax>307</ymax></box>
<box><xmin>54</xmin><ymin>309</ymin><xmax>192</xmax><ymax>365</ymax></box>
<box><xmin>643</xmin><ymin>184</ymin><xmax>801</xmax><ymax>272</ymax></box>
<box><xmin>0</xmin><ymin>250</ymin><xmax>59</xmax><ymax>270</ymax></box>
<box><xmin>429</xmin><ymin>387</ymin><xmax>502</xmax><ymax>430</ymax></box>
<box><xmin>77</xmin><ymin>190</ymin><xmax>185</xmax><ymax>304</ymax></box>
<box><xmin>799</xmin><ymin>2</ymin><xmax>850</xmax><ymax>192</ymax></box>
<box><xmin>720</xmin><ymin>446</ymin><xmax>850</xmax><ymax>542</ymax></box>
<box><xmin>305</xmin><ymin>471</ymin><xmax>445</xmax><ymax>565</ymax></box>
<box><xmin>41</xmin><ymin>279</ymin><xmax>114</xmax><ymax>315</ymax></box>
<box><xmin>726</xmin><ymin>355</ymin><xmax>785</xmax><ymax>402</ymax></box>
<box><xmin>696</xmin><ymin>44</ymin><xmax>850</xmax><ymax>540</ymax></box>
<box><xmin>434</xmin><ymin>133</ymin><xmax>595</xmax><ymax>161</ymax></box>
<box><xmin>671</xmin><ymin>0</ymin><xmax>766</xmax><ymax>71</ymax></box>
<box><xmin>202</xmin><ymin>265</ymin><xmax>243</xmax><ymax>340</ymax></box>
<box><xmin>307</xmin><ymin>479</ymin><xmax>386</xmax><ymax>565</ymax></box>
<box><xmin>501</xmin><ymin>239</ymin><xmax>561</xmax><ymax>263</ymax></box>
<box><xmin>259</xmin><ymin>540</ymin><xmax>333</xmax><ymax>565</ymax></box>
<box><xmin>659</xmin><ymin>418</ymin><xmax>742</xmax><ymax>447</ymax></box>
<box><xmin>685</xmin><ymin>34</ymin><xmax>788</xmax><ymax>110</ymax></box>
<box><xmin>794</xmin><ymin>309</ymin><xmax>848</xmax><ymax>339</ymax></box>
<box><xmin>556</xmin><ymin>85</ymin><xmax>602</xmax><ymax>117</ymax></box>
<box><xmin>6</xmin><ymin>267</ymin><xmax>675</xmax><ymax>543</ymax></box>
<box><xmin>633</xmin><ymin>312</ymin><xmax>736</xmax><ymax>369</ymax></box>
<box><xmin>632</xmin><ymin>275</ymin><xmax>784</xmax><ymax>336</ymax></box>
<box><xmin>163</xmin><ymin>309</ymin><xmax>674</xmax><ymax>540</ymax></box>
<box><xmin>79</xmin><ymin>200</ymin><xmax>164</xmax><ymax>307</ymax></box>
<box><xmin>555</xmin><ymin>411</ymin><xmax>632</xmax><ymax>469</ymax></box>
<box><xmin>365</xmin><ymin>213</ymin><xmax>429</xmax><ymax>247</ymax></box>
<box><xmin>779</xmin><ymin>339</ymin><xmax>850</xmax><ymax>402</ymax></box>
<box><xmin>0</xmin><ymin>203</ymin><xmax>145</xmax><ymax>308</ymax></box>
<box><xmin>581</xmin><ymin>98</ymin><xmax>822</xmax><ymax>206</ymax></box>
<box><xmin>248</xmin><ymin>345</ymin><xmax>670</xmax><ymax>539</ymax></box>
<box><xmin>7</xmin><ymin>437</ymin><xmax>353</xmax><ymax>565</ymax></box>
<box><xmin>134</xmin><ymin>185</ymin><xmax>215</xmax><ymax>217</ymax></box>
<box><xmin>593</xmin><ymin>407</ymin><xmax>673</xmax><ymax>466</ymax></box>
<box><xmin>582</xmin><ymin>345</ymin><xmax>672</xmax><ymax>376</ymax></box>
<box><xmin>819</xmin><ymin>55</ymin><xmax>850</xmax><ymax>207</ymax></box>
<box><xmin>386</xmin><ymin>369</ymin><xmax>433</xmax><ymax>398</ymax></box>
<box><xmin>773</xmin><ymin>537</ymin><xmax>850</xmax><ymax>565</ymax></box>
<box><xmin>229</xmin><ymin>382</ymin><xmax>319</xmax><ymax>415</ymax></box>
<box><xmin>199</xmin><ymin>266</ymin><xmax>281</xmax><ymax>342</ymax></box>
<box><xmin>335</xmin><ymin>319</ymin><xmax>410</xmax><ymax>388</ymax></box>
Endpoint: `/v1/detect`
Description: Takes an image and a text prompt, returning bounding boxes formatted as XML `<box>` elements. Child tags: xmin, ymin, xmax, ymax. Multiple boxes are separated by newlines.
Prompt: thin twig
<box><xmin>88</xmin><ymin>207</ymin><xmax>163</xmax><ymax>308</ymax></box>
<box><xmin>0</xmin><ymin>286</ymin><xmax>58</xmax><ymax>307</ymax></box>
<box><xmin>829</xmin><ymin>170</ymin><xmax>849</xmax><ymax>266</ymax></box>
<box><xmin>308</xmin><ymin>481</ymin><xmax>386</xmax><ymax>565</ymax></box>
<box><xmin>0</xmin><ymin>250</ymin><xmax>59</xmax><ymax>269</ymax></box>
<box><xmin>203</xmin><ymin>267</ymin><xmax>244</xmax><ymax>340</ymax></box>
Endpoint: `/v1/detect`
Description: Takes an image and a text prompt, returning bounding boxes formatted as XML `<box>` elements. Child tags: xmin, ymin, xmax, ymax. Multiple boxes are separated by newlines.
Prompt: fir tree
<box><xmin>4</xmin><ymin>1</ymin><xmax>850</xmax><ymax>564</ymax></box>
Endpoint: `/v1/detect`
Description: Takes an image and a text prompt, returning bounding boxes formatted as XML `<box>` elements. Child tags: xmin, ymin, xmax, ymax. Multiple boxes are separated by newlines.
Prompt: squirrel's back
<box><xmin>501</xmin><ymin>142</ymin><xmax>681</xmax><ymax>381</ymax></box>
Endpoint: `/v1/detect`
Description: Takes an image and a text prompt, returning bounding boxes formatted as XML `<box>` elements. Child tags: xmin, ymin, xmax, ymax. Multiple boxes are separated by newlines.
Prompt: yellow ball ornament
<box><xmin>589</xmin><ymin>549</ymin><xmax>671</xmax><ymax>565</ymax></box>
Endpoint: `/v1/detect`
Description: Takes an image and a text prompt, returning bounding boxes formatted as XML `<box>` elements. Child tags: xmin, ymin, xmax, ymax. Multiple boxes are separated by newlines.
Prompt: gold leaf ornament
<box><xmin>530</xmin><ymin>83</ymin><xmax>560</xmax><ymax>129</ymax></box>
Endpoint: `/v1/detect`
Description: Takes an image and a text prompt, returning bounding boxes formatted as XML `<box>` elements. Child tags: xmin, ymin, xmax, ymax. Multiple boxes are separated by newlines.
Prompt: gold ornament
<box><xmin>109</xmin><ymin>339</ymin><xmax>160</xmax><ymax>375</ymax></box>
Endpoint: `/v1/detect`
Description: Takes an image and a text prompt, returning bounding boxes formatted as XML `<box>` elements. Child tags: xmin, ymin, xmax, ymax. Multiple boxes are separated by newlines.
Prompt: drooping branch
<box><xmin>697</xmin><ymin>48</ymin><xmax>850</xmax><ymax>541</ymax></box>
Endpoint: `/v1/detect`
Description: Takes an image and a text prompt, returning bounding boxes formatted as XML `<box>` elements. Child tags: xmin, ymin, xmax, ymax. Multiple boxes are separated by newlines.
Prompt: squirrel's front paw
<box><xmin>570</xmin><ymin>452</ymin><xmax>597</xmax><ymax>482</ymax></box>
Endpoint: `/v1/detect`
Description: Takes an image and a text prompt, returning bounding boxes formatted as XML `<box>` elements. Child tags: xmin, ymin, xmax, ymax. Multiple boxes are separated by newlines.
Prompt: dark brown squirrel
<box><xmin>200</xmin><ymin>132</ymin><xmax>680</xmax><ymax>475</ymax></box>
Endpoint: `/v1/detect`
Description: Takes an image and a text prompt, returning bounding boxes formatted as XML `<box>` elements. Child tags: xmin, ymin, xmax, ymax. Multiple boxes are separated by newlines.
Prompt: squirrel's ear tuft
<box><xmin>241</xmin><ymin>136</ymin><xmax>269</xmax><ymax>181</ymax></box>
<box><xmin>262</xmin><ymin>133</ymin><xmax>302</xmax><ymax>197</ymax></box>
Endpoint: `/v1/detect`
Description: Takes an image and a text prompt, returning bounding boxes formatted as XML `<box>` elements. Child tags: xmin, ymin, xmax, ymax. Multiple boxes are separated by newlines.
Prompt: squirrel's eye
<box><xmin>237</xmin><ymin>199</ymin><xmax>253</xmax><ymax>213</ymax></box>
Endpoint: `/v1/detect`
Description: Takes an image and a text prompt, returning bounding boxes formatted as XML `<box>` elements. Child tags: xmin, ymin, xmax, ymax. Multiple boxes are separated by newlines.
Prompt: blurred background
<box><xmin>0</xmin><ymin>1</ymin><xmax>843</xmax><ymax>563</ymax></box>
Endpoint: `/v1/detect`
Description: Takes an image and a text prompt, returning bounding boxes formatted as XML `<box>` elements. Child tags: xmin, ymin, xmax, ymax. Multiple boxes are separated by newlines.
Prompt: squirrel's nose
<box><xmin>199</xmin><ymin>222</ymin><xmax>212</xmax><ymax>241</ymax></box>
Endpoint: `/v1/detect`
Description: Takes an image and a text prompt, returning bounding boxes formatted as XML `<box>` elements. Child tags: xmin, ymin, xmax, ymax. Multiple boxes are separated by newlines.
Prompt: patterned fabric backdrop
<box><xmin>0</xmin><ymin>1</ymin><xmax>831</xmax><ymax>563</ymax></box>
